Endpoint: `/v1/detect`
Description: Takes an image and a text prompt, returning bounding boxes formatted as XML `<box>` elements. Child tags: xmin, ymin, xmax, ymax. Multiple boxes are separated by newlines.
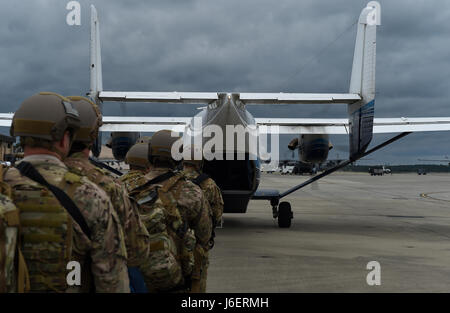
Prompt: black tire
<box><xmin>278</xmin><ymin>202</ymin><xmax>293</xmax><ymax>228</ymax></box>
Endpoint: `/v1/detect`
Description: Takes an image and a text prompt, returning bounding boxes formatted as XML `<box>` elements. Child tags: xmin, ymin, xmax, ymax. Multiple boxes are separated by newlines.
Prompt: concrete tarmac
<box><xmin>207</xmin><ymin>172</ymin><xmax>450</xmax><ymax>292</ymax></box>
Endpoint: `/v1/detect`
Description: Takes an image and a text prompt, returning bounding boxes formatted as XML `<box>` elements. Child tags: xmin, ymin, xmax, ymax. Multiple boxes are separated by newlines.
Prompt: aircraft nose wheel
<box><xmin>277</xmin><ymin>201</ymin><xmax>293</xmax><ymax>228</ymax></box>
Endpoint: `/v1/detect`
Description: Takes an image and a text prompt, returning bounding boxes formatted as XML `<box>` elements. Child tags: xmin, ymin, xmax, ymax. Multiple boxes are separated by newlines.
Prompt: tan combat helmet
<box><xmin>125</xmin><ymin>142</ymin><xmax>150</xmax><ymax>170</ymax></box>
<box><xmin>149</xmin><ymin>130</ymin><xmax>182</xmax><ymax>167</ymax></box>
<box><xmin>66</xmin><ymin>96</ymin><xmax>102</xmax><ymax>145</ymax></box>
<box><xmin>11</xmin><ymin>92</ymin><xmax>81</xmax><ymax>144</ymax></box>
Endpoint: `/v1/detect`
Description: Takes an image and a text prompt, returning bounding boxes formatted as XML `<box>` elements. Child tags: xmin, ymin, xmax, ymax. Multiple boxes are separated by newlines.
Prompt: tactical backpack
<box><xmin>4</xmin><ymin>162</ymin><xmax>91</xmax><ymax>292</ymax></box>
<box><xmin>131</xmin><ymin>171</ymin><xmax>196</xmax><ymax>292</ymax></box>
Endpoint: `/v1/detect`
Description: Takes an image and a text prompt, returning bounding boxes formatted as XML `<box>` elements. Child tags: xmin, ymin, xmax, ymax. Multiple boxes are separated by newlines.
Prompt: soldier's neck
<box><xmin>24</xmin><ymin>147</ymin><xmax>63</xmax><ymax>160</ymax></box>
<box><xmin>82</xmin><ymin>148</ymin><xmax>90</xmax><ymax>158</ymax></box>
<box><xmin>67</xmin><ymin>148</ymin><xmax>90</xmax><ymax>159</ymax></box>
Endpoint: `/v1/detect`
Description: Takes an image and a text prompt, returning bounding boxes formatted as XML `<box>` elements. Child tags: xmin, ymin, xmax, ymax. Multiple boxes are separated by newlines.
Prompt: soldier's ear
<box><xmin>51</xmin><ymin>131</ymin><xmax>70</xmax><ymax>159</ymax></box>
<box><xmin>60</xmin><ymin>131</ymin><xmax>72</xmax><ymax>155</ymax></box>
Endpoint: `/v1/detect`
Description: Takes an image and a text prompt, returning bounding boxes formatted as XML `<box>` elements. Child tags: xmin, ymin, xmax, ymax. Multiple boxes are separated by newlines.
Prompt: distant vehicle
<box><xmin>369</xmin><ymin>167</ymin><xmax>384</xmax><ymax>176</ymax></box>
<box><xmin>382</xmin><ymin>165</ymin><xmax>391</xmax><ymax>174</ymax></box>
<box><xmin>261</xmin><ymin>163</ymin><xmax>278</xmax><ymax>173</ymax></box>
<box><xmin>369</xmin><ymin>165</ymin><xmax>391</xmax><ymax>176</ymax></box>
<box><xmin>417</xmin><ymin>169</ymin><xmax>427</xmax><ymax>175</ymax></box>
<box><xmin>293</xmin><ymin>162</ymin><xmax>317</xmax><ymax>175</ymax></box>
<box><xmin>281</xmin><ymin>165</ymin><xmax>295</xmax><ymax>175</ymax></box>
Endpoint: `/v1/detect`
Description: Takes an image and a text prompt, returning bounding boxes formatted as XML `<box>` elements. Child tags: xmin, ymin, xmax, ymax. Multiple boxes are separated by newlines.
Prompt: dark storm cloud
<box><xmin>0</xmin><ymin>0</ymin><xmax>449</xmax><ymax>163</ymax></box>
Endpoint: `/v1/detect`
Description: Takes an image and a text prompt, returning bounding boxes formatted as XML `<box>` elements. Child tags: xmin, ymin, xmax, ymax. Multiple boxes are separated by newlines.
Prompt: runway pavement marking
<box><xmin>420</xmin><ymin>192</ymin><xmax>450</xmax><ymax>202</ymax></box>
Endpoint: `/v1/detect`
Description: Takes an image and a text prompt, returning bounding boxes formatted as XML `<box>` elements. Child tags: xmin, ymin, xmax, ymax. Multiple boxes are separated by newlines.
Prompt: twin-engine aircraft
<box><xmin>2</xmin><ymin>2</ymin><xmax>450</xmax><ymax>228</ymax></box>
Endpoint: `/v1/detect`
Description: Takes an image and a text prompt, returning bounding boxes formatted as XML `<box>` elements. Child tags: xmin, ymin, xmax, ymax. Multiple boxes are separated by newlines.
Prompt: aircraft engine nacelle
<box><xmin>289</xmin><ymin>134</ymin><xmax>332</xmax><ymax>164</ymax></box>
<box><xmin>106</xmin><ymin>132</ymin><xmax>140</xmax><ymax>161</ymax></box>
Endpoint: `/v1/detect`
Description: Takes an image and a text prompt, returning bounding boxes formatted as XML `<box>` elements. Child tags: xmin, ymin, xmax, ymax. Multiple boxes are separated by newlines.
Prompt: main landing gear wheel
<box><xmin>278</xmin><ymin>201</ymin><xmax>293</xmax><ymax>228</ymax></box>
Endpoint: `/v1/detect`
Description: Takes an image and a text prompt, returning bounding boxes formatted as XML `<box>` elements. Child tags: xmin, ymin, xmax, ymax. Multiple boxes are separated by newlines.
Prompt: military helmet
<box><xmin>125</xmin><ymin>143</ymin><xmax>150</xmax><ymax>169</ymax></box>
<box><xmin>66</xmin><ymin>96</ymin><xmax>102</xmax><ymax>144</ymax></box>
<box><xmin>10</xmin><ymin>92</ymin><xmax>81</xmax><ymax>141</ymax></box>
<box><xmin>149</xmin><ymin>130</ymin><xmax>182</xmax><ymax>162</ymax></box>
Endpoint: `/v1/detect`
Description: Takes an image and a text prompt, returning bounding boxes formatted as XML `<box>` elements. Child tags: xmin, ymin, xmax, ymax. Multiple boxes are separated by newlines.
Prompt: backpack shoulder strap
<box><xmin>139</xmin><ymin>171</ymin><xmax>176</xmax><ymax>190</ymax></box>
<box><xmin>16</xmin><ymin>162</ymin><xmax>91</xmax><ymax>240</ymax></box>
<box><xmin>191</xmin><ymin>173</ymin><xmax>209</xmax><ymax>187</ymax></box>
<box><xmin>133</xmin><ymin>171</ymin><xmax>177</xmax><ymax>205</ymax></box>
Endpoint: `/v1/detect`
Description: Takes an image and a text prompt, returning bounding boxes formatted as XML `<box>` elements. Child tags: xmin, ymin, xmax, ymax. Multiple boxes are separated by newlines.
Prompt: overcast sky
<box><xmin>1</xmin><ymin>0</ymin><xmax>449</xmax><ymax>164</ymax></box>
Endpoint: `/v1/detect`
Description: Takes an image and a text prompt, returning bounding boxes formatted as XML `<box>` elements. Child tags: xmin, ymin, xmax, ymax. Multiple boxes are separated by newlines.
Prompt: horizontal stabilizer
<box><xmin>99</xmin><ymin>91</ymin><xmax>361</xmax><ymax>105</ymax></box>
<box><xmin>99</xmin><ymin>91</ymin><xmax>218</xmax><ymax>104</ymax></box>
<box><xmin>239</xmin><ymin>93</ymin><xmax>361</xmax><ymax>104</ymax></box>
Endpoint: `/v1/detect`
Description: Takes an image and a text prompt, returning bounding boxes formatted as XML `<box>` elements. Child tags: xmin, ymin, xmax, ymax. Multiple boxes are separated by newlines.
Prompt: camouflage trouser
<box><xmin>190</xmin><ymin>245</ymin><xmax>209</xmax><ymax>293</ymax></box>
<box><xmin>191</xmin><ymin>266</ymin><xmax>208</xmax><ymax>292</ymax></box>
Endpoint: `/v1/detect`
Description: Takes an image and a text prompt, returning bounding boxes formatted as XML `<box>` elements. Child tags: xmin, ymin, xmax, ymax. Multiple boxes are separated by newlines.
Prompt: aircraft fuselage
<box><xmin>186</xmin><ymin>93</ymin><xmax>261</xmax><ymax>213</ymax></box>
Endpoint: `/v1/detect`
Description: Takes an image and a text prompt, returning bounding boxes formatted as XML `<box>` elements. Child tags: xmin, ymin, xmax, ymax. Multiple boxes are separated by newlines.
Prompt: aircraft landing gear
<box><xmin>277</xmin><ymin>201</ymin><xmax>293</xmax><ymax>228</ymax></box>
<box><xmin>271</xmin><ymin>198</ymin><xmax>279</xmax><ymax>219</ymax></box>
<box><xmin>269</xmin><ymin>198</ymin><xmax>293</xmax><ymax>228</ymax></box>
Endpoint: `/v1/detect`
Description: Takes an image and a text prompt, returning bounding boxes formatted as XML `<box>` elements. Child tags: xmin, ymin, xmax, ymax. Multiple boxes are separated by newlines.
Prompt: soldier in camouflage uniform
<box><xmin>4</xmin><ymin>92</ymin><xmax>129</xmax><ymax>292</ymax></box>
<box><xmin>131</xmin><ymin>130</ymin><xmax>212</xmax><ymax>292</ymax></box>
<box><xmin>63</xmin><ymin>96</ymin><xmax>149</xmax><ymax>270</ymax></box>
<box><xmin>120</xmin><ymin>142</ymin><xmax>152</xmax><ymax>194</ymax></box>
<box><xmin>182</xmin><ymin>145</ymin><xmax>224</xmax><ymax>292</ymax></box>
<box><xmin>0</xmin><ymin>166</ymin><xmax>29</xmax><ymax>293</ymax></box>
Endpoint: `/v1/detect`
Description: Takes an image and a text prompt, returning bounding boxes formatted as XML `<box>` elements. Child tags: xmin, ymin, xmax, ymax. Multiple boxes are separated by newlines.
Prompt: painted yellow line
<box><xmin>420</xmin><ymin>192</ymin><xmax>450</xmax><ymax>202</ymax></box>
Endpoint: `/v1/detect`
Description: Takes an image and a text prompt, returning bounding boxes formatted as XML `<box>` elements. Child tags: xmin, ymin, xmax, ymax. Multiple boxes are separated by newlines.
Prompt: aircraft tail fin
<box><xmin>348</xmin><ymin>1</ymin><xmax>380</xmax><ymax>160</ymax></box>
<box><xmin>89</xmin><ymin>5</ymin><xmax>103</xmax><ymax>157</ymax></box>
<box><xmin>89</xmin><ymin>5</ymin><xmax>103</xmax><ymax>100</ymax></box>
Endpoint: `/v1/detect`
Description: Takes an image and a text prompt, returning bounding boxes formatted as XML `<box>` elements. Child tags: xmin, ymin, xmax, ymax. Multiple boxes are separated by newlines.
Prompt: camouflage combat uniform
<box><xmin>134</xmin><ymin>167</ymin><xmax>212</xmax><ymax>292</ymax></box>
<box><xmin>4</xmin><ymin>155</ymin><xmax>130</xmax><ymax>292</ymax></box>
<box><xmin>65</xmin><ymin>152</ymin><xmax>150</xmax><ymax>267</ymax></box>
<box><xmin>0</xmin><ymin>191</ymin><xmax>22</xmax><ymax>293</ymax></box>
<box><xmin>183</xmin><ymin>165</ymin><xmax>223</xmax><ymax>292</ymax></box>
<box><xmin>120</xmin><ymin>169</ymin><xmax>149</xmax><ymax>195</ymax></box>
<box><xmin>183</xmin><ymin>165</ymin><xmax>224</xmax><ymax>228</ymax></box>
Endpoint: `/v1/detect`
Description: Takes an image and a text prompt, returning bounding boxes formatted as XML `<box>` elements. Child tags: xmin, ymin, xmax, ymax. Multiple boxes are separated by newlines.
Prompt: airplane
<box><xmin>2</xmin><ymin>2</ymin><xmax>450</xmax><ymax>228</ymax></box>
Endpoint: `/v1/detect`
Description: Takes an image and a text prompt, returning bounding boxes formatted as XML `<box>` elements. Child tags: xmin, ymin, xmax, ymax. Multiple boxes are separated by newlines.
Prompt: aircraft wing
<box><xmin>2</xmin><ymin>114</ymin><xmax>450</xmax><ymax>134</ymax></box>
<box><xmin>0</xmin><ymin>113</ymin><xmax>190</xmax><ymax>132</ymax></box>
<box><xmin>0</xmin><ymin>114</ymin><xmax>13</xmax><ymax>127</ymax></box>
<box><xmin>256</xmin><ymin>117</ymin><xmax>450</xmax><ymax>134</ymax></box>
<box><xmin>100</xmin><ymin>116</ymin><xmax>450</xmax><ymax>134</ymax></box>
<box><xmin>100</xmin><ymin>116</ymin><xmax>191</xmax><ymax>132</ymax></box>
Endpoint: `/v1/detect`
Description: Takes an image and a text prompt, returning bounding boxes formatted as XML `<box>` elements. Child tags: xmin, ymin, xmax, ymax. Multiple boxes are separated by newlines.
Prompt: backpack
<box><xmin>4</xmin><ymin>163</ymin><xmax>90</xmax><ymax>292</ymax></box>
<box><xmin>131</xmin><ymin>172</ymin><xmax>196</xmax><ymax>292</ymax></box>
